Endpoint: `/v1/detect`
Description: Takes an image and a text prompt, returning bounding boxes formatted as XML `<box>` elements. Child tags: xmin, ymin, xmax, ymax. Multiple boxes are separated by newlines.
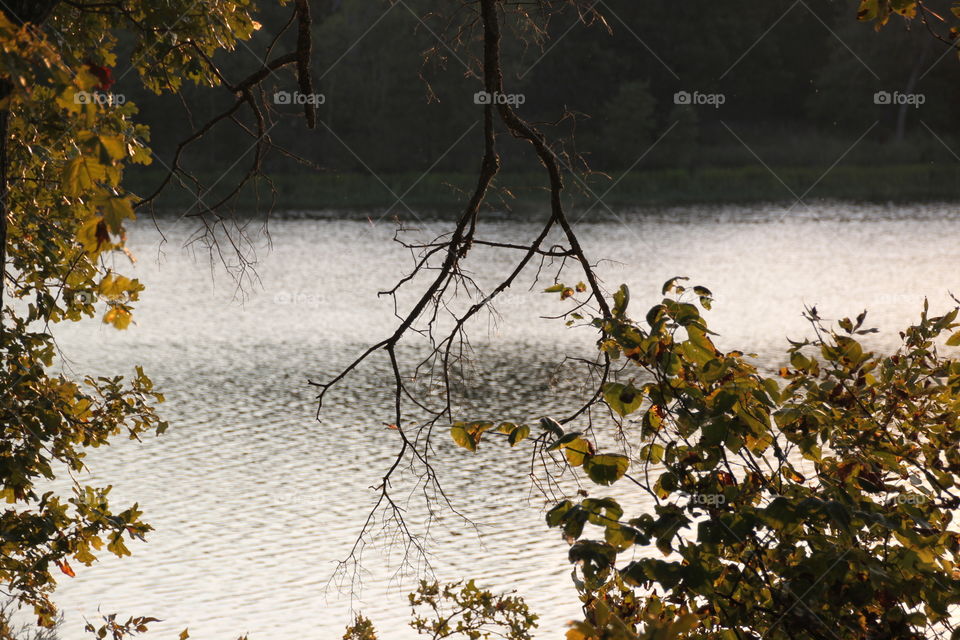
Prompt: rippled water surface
<box><xmin>46</xmin><ymin>203</ymin><xmax>960</xmax><ymax>639</ymax></box>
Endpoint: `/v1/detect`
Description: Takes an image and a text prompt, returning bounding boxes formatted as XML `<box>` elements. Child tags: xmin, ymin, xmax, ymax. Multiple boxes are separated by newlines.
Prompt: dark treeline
<box><xmin>121</xmin><ymin>0</ymin><xmax>960</xmax><ymax>208</ymax></box>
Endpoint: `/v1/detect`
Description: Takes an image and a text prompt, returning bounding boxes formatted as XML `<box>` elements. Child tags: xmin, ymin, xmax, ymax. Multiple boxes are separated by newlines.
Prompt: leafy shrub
<box><xmin>345</xmin><ymin>580</ymin><xmax>537</xmax><ymax>640</ymax></box>
<box><xmin>451</xmin><ymin>278</ymin><xmax>960</xmax><ymax>639</ymax></box>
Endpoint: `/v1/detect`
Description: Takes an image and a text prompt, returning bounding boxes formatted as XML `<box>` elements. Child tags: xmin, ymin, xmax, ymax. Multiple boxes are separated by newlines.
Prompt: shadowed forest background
<box><xmin>126</xmin><ymin>0</ymin><xmax>960</xmax><ymax>210</ymax></box>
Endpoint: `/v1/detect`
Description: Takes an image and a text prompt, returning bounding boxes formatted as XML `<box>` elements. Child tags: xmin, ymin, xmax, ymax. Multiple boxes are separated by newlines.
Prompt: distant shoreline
<box><xmin>127</xmin><ymin>164</ymin><xmax>960</xmax><ymax>215</ymax></box>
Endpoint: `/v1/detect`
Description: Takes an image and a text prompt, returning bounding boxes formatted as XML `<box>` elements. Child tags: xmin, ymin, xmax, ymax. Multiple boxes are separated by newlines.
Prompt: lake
<box><xmin>47</xmin><ymin>202</ymin><xmax>960</xmax><ymax>639</ymax></box>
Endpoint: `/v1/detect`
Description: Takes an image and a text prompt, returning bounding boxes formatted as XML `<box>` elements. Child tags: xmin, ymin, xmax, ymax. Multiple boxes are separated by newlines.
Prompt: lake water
<box><xmin>45</xmin><ymin>202</ymin><xmax>960</xmax><ymax>639</ymax></box>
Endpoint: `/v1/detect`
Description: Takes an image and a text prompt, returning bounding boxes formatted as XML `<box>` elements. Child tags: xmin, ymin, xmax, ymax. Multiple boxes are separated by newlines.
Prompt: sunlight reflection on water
<box><xmin>46</xmin><ymin>202</ymin><xmax>960</xmax><ymax>639</ymax></box>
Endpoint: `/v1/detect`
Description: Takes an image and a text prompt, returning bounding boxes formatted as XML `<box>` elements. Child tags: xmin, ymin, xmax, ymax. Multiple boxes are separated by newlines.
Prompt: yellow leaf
<box><xmin>564</xmin><ymin>437</ymin><xmax>593</xmax><ymax>467</ymax></box>
<box><xmin>74</xmin><ymin>67</ymin><xmax>99</xmax><ymax>91</ymax></box>
<box><xmin>99</xmin><ymin>273</ymin><xmax>139</xmax><ymax>300</ymax></box>
<box><xmin>179</xmin><ymin>630</ymin><xmax>190</xmax><ymax>640</ymax></box>
<box><xmin>74</xmin><ymin>545</ymin><xmax>96</xmax><ymax>565</ymax></box>
<box><xmin>71</xmin><ymin>398</ymin><xmax>92</xmax><ymax>421</ymax></box>
<box><xmin>565</xmin><ymin>622</ymin><xmax>597</xmax><ymax>640</ymax></box>
<box><xmin>129</xmin><ymin>139</ymin><xmax>153</xmax><ymax>166</ymax></box>
<box><xmin>101</xmin><ymin>196</ymin><xmax>135</xmax><ymax>233</ymax></box>
<box><xmin>98</xmin><ymin>135</ymin><xmax>127</xmax><ymax>162</ymax></box>
<box><xmin>103</xmin><ymin>306</ymin><xmax>132</xmax><ymax>330</ymax></box>
<box><xmin>77</xmin><ymin>216</ymin><xmax>110</xmax><ymax>255</ymax></box>
<box><xmin>107</xmin><ymin>533</ymin><xmax>131</xmax><ymax>556</ymax></box>
<box><xmin>63</xmin><ymin>156</ymin><xmax>107</xmax><ymax>196</ymax></box>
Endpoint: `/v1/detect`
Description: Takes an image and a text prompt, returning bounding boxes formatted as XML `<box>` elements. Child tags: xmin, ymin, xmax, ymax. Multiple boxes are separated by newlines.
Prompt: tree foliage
<box><xmin>345</xmin><ymin>580</ymin><xmax>538</xmax><ymax>640</ymax></box>
<box><xmin>451</xmin><ymin>279</ymin><xmax>960</xmax><ymax>639</ymax></box>
<box><xmin>0</xmin><ymin>0</ymin><xmax>303</xmax><ymax>630</ymax></box>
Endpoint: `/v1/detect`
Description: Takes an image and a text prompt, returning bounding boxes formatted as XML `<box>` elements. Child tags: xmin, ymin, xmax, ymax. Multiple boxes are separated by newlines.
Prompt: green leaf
<box><xmin>762</xmin><ymin>497</ymin><xmax>798</xmax><ymax>529</ymax></box>
<box><xmin>584</xmin><ymin>454</ymin><xmax>629</xmax><ymax>486</ymax></box>
<box><xmin>857</xmin><ymin>0</ymin><xmax>881</xmax><ymax>20</ymax></box>
<box><xmin>760</xmin><ymin>377</ymin><xmax>781</xmax><ymax>404</ymax></box>
<box><xmin>947</xmin><ymin>331</ymin><xmax>960</xmax><ymax>347</ymax></box>
<box><xmin>613</xmin><ymin>284</ymin><xmax>630</xmax><ymax>317</ymax></box>
<box><xmin>583</xmin><ymin>497</ymin><xmax>623</xmax><ymax>525</ymax></box>
<box><xmin>668</xmin><ymin>301</ymin><xmax>701</xmax><ymax>326</ymax></box>
<box><xmin>496</xmin><ymin>422</ymin><xmax>516</xmax><ymax>434</ymax></box>
<box><xmin>687</xmin><ymin>324</ymin><xmax>718</xmax><ymax>355</ymax></box>
<box><xmin>548</xmin><ymin>431</ymin><xmax>583</xmax><ymax>451</ymax></box>
<box><xmin>508</xmin><ymin>424</ymin><xmax>530</xmax><ymax>446</ymax></box>
<box><xmin>546</xmin><ymin>500</ymin><xmax>572</xmax><ymax>527</ymax></box>
<box><xmin>640</xmin><ymin>443</ymin><xmax>664</xmax><ymax>463</ymax></box>
<box><xmin>568</xmin><ymin>540</ymin><xmax>616</xmax><ymax>571</ymax></box>
<box><xmin>450</xmin><ymin>425</ymin><xmax>476</xmax><ymax>452</ymax></box>
<box><xmin>602</xmin><ymin>382</ymin><xmax>643</xmax><ymax>416</ymax></box>
<box><xmin>646</xmin><ymin>304</ymin><xmax>666</xmax><ymax>328</ymax></box>
<box><xmin>563</xmin><ymin>508</ymin><xmax>588</xmax><ymax>540</ymax></box>
<box><xmin>825</xmin><ymin>500</ymin><xmax>852</xmax><ymax>531</ymax></box>
<box><xmin>661</xmin><ymin>276</ymin><xmax>689</xmax><ymax>295</ymax></box>
<box><xmin>605</xmin><ymin>524</ymin><xmax>638</xmax><ymax>550</ymax></box>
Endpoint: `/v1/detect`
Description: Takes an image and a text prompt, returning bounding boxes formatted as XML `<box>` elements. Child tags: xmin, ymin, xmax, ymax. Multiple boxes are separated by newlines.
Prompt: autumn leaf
<box><xmin>103</xmin><ymin>306</ymin><xmax>132</xmax><ymax>330</ymax></box>
<box><xmin>85</xmin><ymin>61</ymin><xmax>114</xmax><ymax>91</ymax></box>
<box><xmin>57</xmin><ymin>561</ymin><xmax>76</xmax><ymax>578</ymax></box>
<box><xmin>100</xmin><ymin>195</ymin><xmax>136</xmax><ymax>233</ymax></box>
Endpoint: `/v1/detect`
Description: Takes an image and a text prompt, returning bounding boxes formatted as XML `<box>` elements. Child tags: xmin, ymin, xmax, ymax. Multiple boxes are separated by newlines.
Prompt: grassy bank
<box><xmin>127</xmin><ymin>163</ymin><xmax>960</xmax><ymax>214</ymax></box>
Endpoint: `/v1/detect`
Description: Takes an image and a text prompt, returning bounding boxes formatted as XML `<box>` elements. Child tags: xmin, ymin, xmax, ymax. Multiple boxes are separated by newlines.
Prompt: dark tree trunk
<box><xmin>0</xmin><ymin>80</ymin><xmax>8</xmax><ymax>342</ymax></box>
<box><xmin>0</xmin><ymin>0</ymin><xmax>59</xmax><ymax>341</ymax></box>
<box><xmin>895</xmin><ymin>37</ymin><xmax>931</xmax><ymax>144</ymax></box>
